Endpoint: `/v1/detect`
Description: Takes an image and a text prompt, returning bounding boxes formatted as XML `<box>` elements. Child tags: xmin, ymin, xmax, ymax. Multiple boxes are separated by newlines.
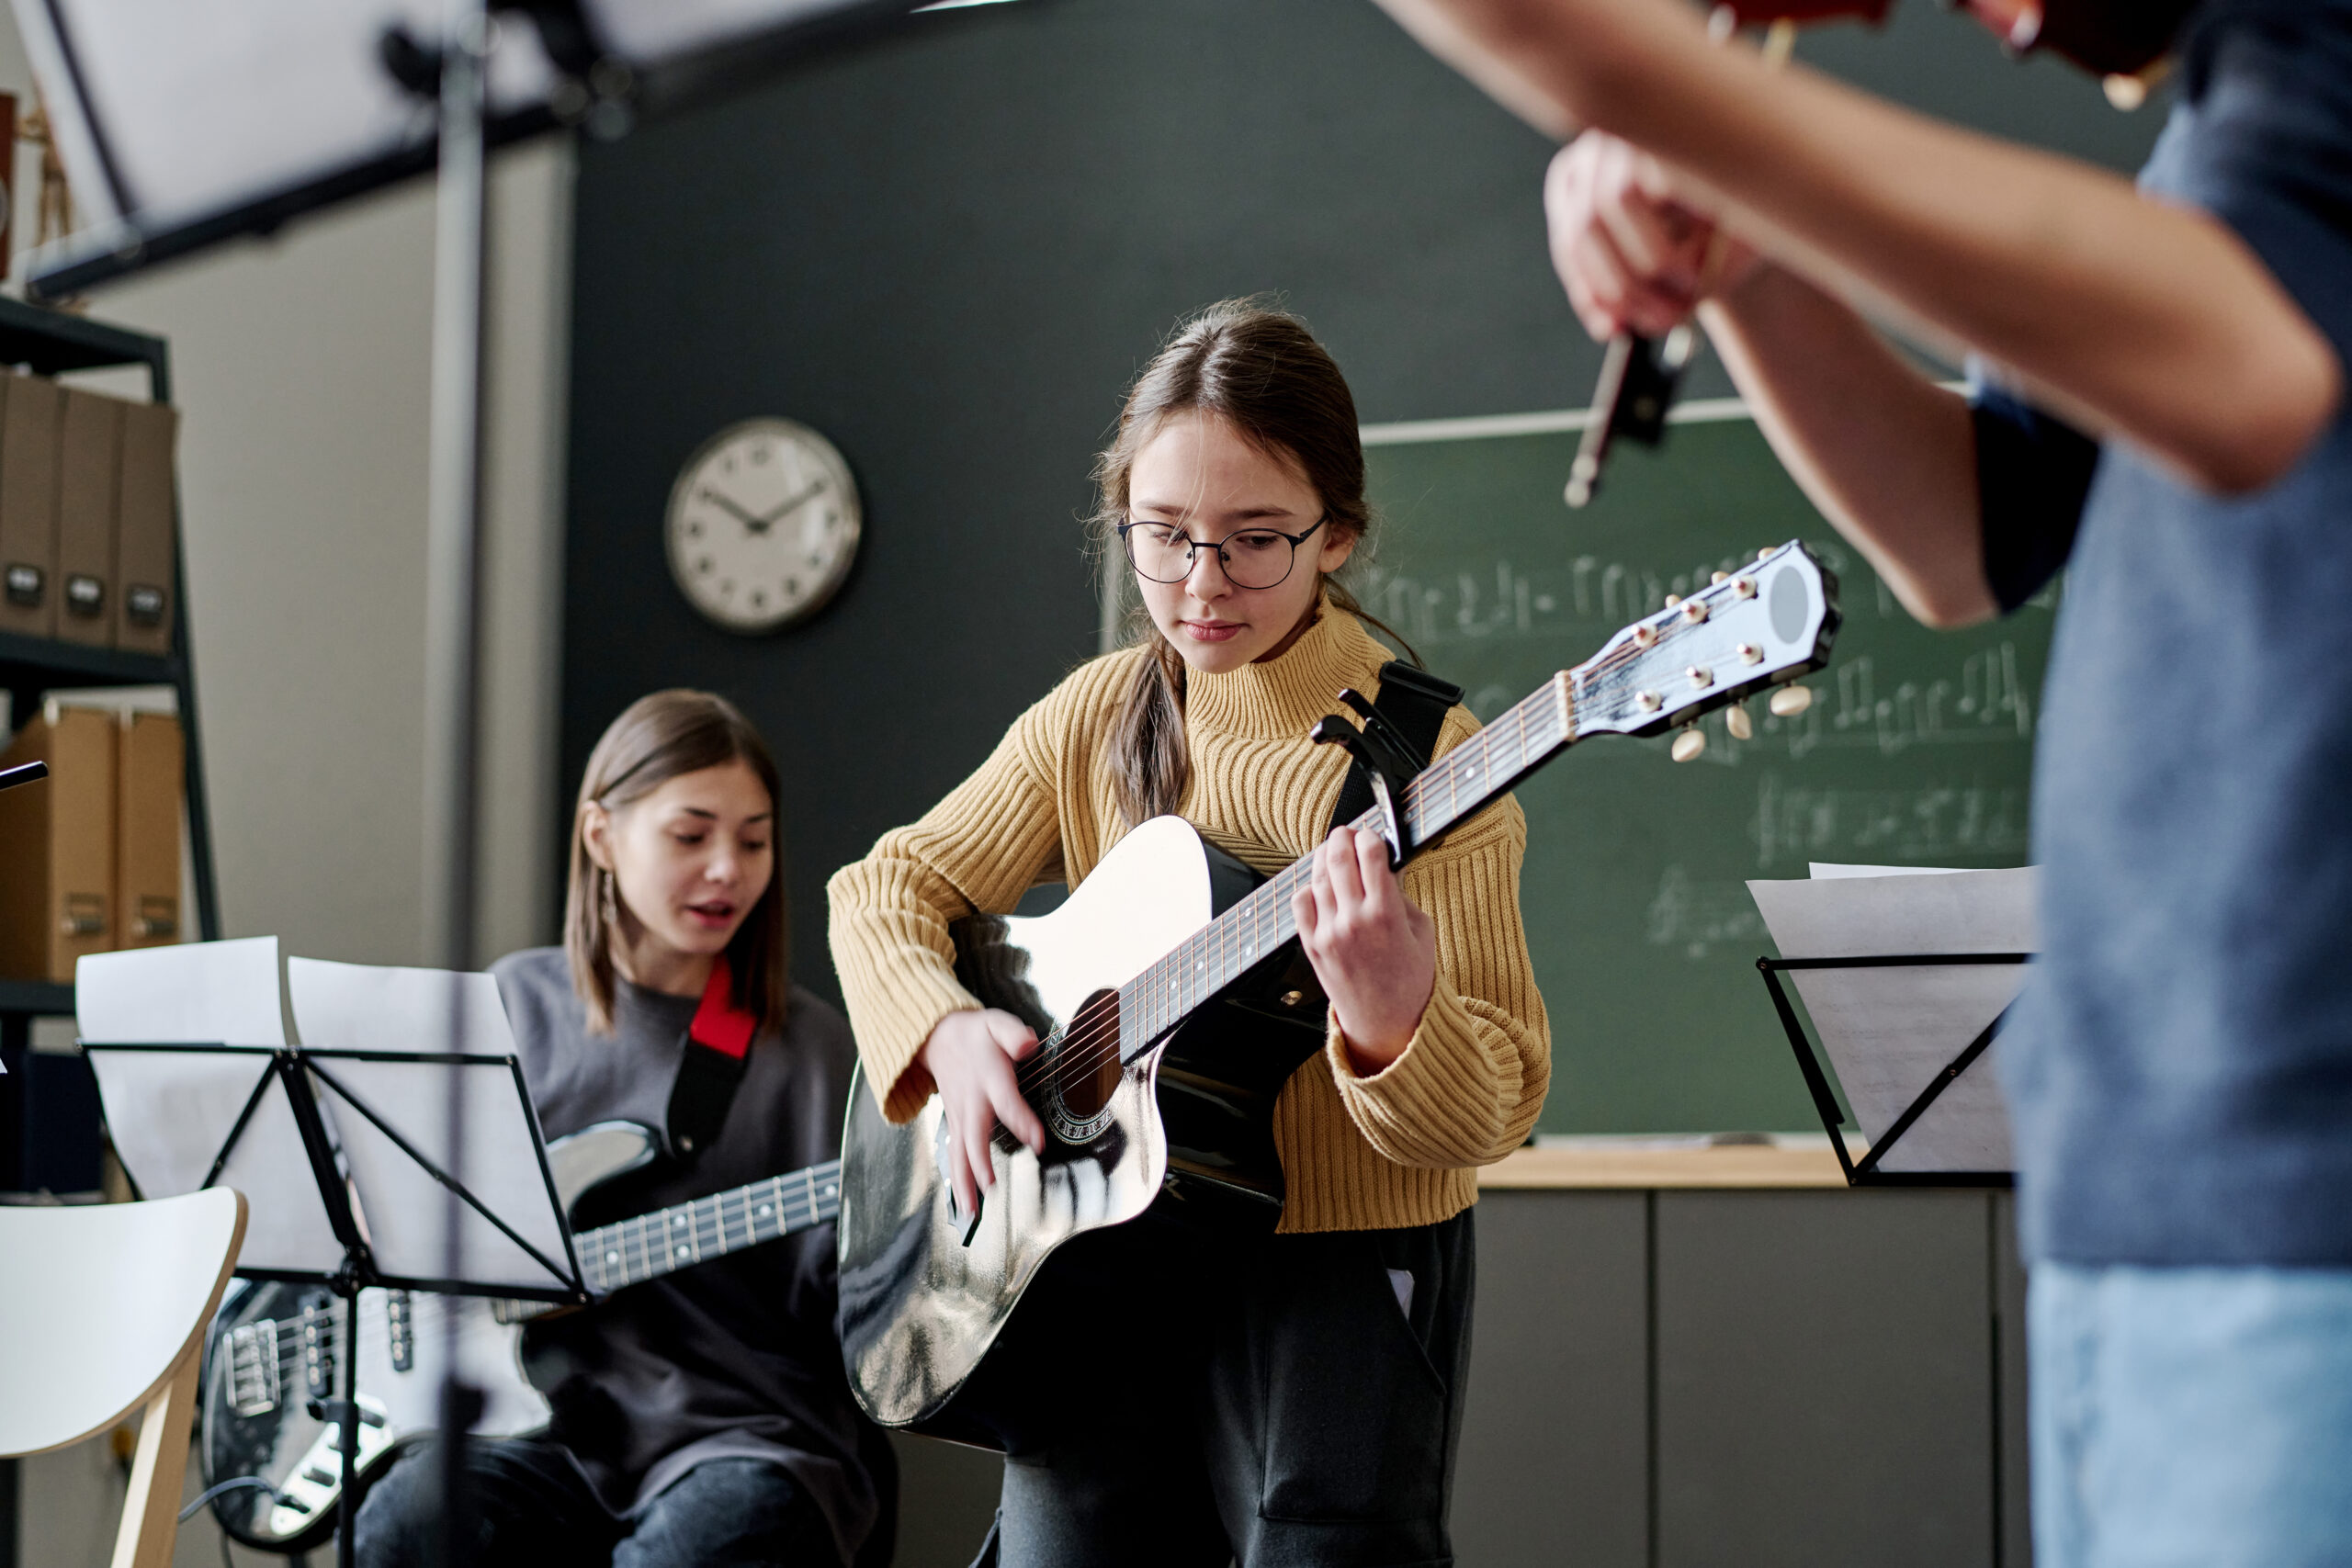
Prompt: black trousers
<box><xmin>353</xmin><ymin>1438</ymin><xmax>840</xmax><ymax>1568</ymax></box>
<box><xmin>969</xmin><ymin>1207</ymin><xmax>1475</xmax><ymax>1568</ymax></box>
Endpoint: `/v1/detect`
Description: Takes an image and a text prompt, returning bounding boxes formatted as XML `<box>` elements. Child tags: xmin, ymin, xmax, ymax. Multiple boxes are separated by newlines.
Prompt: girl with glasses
<box><xmin>830</xmin><ymin>300</ymin><xmax>1550</xmax><ymax>1566</ymax></box>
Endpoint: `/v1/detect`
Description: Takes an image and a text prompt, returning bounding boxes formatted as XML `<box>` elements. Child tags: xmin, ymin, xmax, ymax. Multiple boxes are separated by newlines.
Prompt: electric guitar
<box><xmin>838</xmin><ymin>539</ymin><xmax>1840</xmax><ymax>1442</ymax></box>
<box><xmin>196</xmin><ymin>1122</ymin><xmax>842</xmax><ymax>1553</ymax></box>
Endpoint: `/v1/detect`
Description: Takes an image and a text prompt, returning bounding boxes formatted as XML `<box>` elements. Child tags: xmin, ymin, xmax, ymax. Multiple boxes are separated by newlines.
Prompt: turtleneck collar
<box><xmin>1184</xmin><ymin>603</ymin><xmax>1391</xmax><ymax>741</ymax></box>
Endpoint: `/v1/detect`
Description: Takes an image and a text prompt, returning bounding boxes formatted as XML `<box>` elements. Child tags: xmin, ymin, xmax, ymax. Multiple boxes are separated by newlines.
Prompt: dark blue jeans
<box><xmin>354</xmin><ymin>1438</ymin><xmax>840</xmax><ymax>1568</ymax></box>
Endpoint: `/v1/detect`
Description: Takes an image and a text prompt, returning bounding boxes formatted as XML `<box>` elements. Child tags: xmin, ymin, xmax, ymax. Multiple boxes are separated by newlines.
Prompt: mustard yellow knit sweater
<box><xmin>826</xmin><ymin>607</ymin><xmax>1550</xmax><ymax>1233</ymax></box>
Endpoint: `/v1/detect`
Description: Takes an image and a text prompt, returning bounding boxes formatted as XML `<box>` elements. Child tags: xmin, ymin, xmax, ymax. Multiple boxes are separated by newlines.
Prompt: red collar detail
<box><xmin>690</xmin><ymin>959</ymin><xmax>758</xmax><ymax>1060</ymax></box>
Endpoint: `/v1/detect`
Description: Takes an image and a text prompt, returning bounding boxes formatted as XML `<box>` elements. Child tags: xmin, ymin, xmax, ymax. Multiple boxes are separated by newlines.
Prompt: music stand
<box><xmin>83</xmin><ymin>1040</ymin><xmax>582</xmax><ymax>1568</ymax></box>
<box><xmin>1756</xmin><ymin>954</ymin><xmax>2025</xmax><ymax>1187</ymax></box>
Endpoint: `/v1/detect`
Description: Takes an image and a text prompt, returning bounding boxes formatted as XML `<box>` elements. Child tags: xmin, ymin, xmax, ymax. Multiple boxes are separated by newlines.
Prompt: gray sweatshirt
<box><xmin>491</xmin><ymin>947</ymin><xmax>876</xmax><ymax>1562</ymax></box>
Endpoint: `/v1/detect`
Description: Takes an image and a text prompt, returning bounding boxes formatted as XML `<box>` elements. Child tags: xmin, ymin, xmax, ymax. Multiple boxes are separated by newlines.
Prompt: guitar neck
<box><xmin>1115</xmin><ymin>671</ymin><xmax>1578</xmax><ymax>1058</ymax></box>
<box><xmin>573</xmin><ymin>1157</ymin><xmax>844</xmax><ymax>1294</ymax></box>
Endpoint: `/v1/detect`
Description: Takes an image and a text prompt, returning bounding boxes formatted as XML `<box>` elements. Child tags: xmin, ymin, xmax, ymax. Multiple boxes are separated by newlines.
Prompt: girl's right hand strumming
<box><xmin>920</xmin><ymin>1009</ymin><xmax>1046</xmax><ymax>1221</ymax></box>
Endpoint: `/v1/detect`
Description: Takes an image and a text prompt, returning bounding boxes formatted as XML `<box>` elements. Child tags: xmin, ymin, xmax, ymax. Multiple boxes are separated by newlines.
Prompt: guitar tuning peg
<box><xmin>1712</xmin><ymin>571</ymin><xmax>1730</xmax><ymax>585</ymax></box>
<box><xmin>1769</xmin><ymin>683</ymin><xmax>1815</xmax><ymax>717</ymax></box>
<box><xmin>1663</xmin><ymin>593</ymin><xmax>1682</xmax><ymax>608</ymax></box>
<box><xmin>1725</xmin><ymin>705</ymin><xmax>1754</xmax><ymax>741</ymax></box>
<box><xmin>1671</xmin><ymin>728</ymin><xmax>1707</xmax><ymax>762</ymax></box>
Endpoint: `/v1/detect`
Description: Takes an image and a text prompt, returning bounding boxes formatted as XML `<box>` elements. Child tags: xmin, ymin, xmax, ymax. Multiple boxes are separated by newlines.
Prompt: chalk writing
<box><xmin>1645</xmin><ymin>865</ymin><xmax>1770</xmax><ymax>960</ymax></box>
<box><xmin>1749</xmin><ymin>773</ymin><xmax>2029</xmax><ymax>870</ymax></box>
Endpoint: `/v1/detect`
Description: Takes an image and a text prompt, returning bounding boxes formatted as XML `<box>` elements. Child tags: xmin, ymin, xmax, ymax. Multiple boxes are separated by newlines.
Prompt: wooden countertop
<box><xmin>1478</xmin><ymin>1139</ymin><xmax>1851</xmax><ymax>1190</ymax></box>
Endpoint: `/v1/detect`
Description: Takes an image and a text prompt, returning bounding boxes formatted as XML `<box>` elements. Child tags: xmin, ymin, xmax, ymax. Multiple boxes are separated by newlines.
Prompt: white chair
<box><xmin>0</xmin><ymin>1186</ymin><xmax>247</xmax><ymax>1568</ymax></box>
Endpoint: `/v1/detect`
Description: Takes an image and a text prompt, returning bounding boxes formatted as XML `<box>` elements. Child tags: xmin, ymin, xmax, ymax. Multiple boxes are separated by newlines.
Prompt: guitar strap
<box><xmin>667</xmin><ymin>957</ymin><xmax>758</xmax><ymax>1161</ymax></box>
<box><xmin>1327</xmin><ymin>660</ymin><xmax>1466</xmax><ymax>834</ymax></box>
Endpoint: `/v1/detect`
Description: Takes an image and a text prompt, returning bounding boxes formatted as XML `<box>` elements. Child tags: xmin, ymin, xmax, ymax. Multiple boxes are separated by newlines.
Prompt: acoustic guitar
<box><xmin>838</xmin><ymin>539</ymin><xmax>1840</xmax><ymax>1441</ymax></box>
<box><xmin>196</xmin><ymin>1122</ymin><xmax>842</xmax><ymax>1552</ymax></box>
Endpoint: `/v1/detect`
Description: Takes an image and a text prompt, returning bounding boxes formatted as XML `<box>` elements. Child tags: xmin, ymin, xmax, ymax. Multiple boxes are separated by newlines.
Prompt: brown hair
<box><xmin>1091</xmin><ymin>299</ymin><xmax>1418</xmax><ymax>827</ymax></box>
<box><xmin>564</xmin><ymin>690</ymin><xmax>790</xmax><ymax>1036</ymax></box>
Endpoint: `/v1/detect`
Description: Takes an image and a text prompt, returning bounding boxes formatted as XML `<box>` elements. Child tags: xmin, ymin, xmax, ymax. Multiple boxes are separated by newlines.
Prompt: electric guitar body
<box><xmin>838</xmin><ymin>815</ymin><xmax>1333</xmax><ymax>1443</ymax></box>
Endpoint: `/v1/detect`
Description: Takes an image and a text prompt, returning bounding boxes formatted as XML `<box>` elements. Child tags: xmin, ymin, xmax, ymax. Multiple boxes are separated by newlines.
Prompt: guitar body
<box><xmin>197</xmin><ymin>1122</ymin><xmax>663</xmax><ymax>1552</ymax></box>
<box><xmin>838</xmin><ymin>816</ymin><xmax>1331</xmax><ymax>1441</ymax></box>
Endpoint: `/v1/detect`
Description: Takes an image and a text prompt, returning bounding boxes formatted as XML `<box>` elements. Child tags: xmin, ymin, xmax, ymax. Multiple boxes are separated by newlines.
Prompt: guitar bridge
<box><xmin>225</xmin><ymin>1319</ymin><xmax>282</xmax><ymax>1416</ymax></box>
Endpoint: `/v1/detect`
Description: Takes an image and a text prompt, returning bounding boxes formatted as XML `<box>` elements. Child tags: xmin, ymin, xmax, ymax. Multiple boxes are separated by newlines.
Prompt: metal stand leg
<box><xmin>335</xmin><ymin>1282</ymin><xmax>361</xmax><ymax>1568</ymax></box>
<box><xmin>414</xmin><ymin>4</ymin><xmax>492</xmax><ymax>1562</ymax></box>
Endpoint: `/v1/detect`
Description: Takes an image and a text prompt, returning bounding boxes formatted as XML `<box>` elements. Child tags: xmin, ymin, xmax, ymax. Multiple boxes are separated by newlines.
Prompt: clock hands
<box><xmin>755</xmin><ymin>480</ymin><xmax>830</xmax><ymax>532</ymax></box>
<box><xmin>698</xmin><ymin>488</ymin><xmax>766</xmax><ymax>531</ymax></box>
<box><xmin>699</xmin><ymin>479</ymin><xmax>831</xmax><ymax>536</ymax></box>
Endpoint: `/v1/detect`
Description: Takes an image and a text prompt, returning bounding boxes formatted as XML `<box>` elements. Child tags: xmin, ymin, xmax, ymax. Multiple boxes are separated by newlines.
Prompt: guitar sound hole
<box><xmin>1051</xmin><ymin>988</ymin><xmax>1124</xmax><ymax>1123</ymax></box>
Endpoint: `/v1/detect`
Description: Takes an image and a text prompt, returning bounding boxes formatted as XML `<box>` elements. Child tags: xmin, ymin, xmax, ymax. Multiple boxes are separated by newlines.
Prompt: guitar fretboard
<box><xmin>1114</xmin><ymin>671</ymin><xmax>1577</xmax><ymax>1056</ymax></box>
<box><xmin>575</xmin><ymin>1158</ymin><xmax>843</xmax><ymax>1293</ymax></box>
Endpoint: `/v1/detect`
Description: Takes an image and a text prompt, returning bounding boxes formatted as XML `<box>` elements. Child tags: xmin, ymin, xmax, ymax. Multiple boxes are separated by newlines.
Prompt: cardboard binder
<box><xmin>113</xmin><ymin>400</ymin><xmax>178</xmax><ymax>656</ymax></box>
<box><xmin>115</xmin><ymin>710</ymin><xmax>181</xmax><ymax>949</ymax></box>
<box><xmin>0</xmin><ymin>703</ymin><xmax>117</xmax><ymax>979</ymax></box>
<box><xmin>0</xmin><ymin>372</ymin><xmax>62</xmax><ymax>639</ymax></box>
<box><xmin>54</xmin><ymin>386</ymin><xmax>123</xmax><ymax>648</ymax></box>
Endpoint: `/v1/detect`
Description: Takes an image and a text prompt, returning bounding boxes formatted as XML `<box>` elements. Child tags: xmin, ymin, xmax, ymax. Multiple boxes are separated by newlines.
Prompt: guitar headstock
<box><xmin>1714</xmin><ymin>0</ymin><xmax>2190</xmax><ymax>77</ymax></box>
<box><xmin>1567</xmin><ymin>540</ymin><xmax>1839</xmax><ymax>739</ymax></box>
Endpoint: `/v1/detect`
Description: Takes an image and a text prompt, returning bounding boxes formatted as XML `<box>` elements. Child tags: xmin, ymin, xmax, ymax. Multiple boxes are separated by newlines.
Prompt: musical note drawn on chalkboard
<box><xmin>1750</xmin><ymin>774</ymin><xmax>2030</xmax><ymax>871</ymax></box>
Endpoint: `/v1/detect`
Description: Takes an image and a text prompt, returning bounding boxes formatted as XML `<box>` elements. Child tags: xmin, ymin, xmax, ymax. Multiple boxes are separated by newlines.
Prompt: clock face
<box><xmin>665</xmin><ymin>418</ymin><xmax>863</xmax><ymax>633</ymax></box>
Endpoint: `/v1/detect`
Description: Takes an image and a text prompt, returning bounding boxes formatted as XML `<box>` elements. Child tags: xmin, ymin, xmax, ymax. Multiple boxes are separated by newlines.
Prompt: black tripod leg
<box><xmin>336</xmin><ymin>1285</ymin><xmax>360</xmax><ymax>1568</ymax></box>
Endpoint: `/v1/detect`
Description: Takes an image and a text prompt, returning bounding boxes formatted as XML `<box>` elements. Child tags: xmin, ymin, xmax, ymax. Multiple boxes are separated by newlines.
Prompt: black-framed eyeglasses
<box><xmin>1116</xmin><ymin>513</ymin><xmax>1329</xmax><ymax>591</ymax></box>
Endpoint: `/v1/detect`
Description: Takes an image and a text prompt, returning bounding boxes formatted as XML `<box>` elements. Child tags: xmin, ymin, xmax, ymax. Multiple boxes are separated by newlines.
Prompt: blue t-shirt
<box><xmin>1981</xmin><ymin>0</ymin><xmax>2352</xmax><ymax>1266</ymax></box>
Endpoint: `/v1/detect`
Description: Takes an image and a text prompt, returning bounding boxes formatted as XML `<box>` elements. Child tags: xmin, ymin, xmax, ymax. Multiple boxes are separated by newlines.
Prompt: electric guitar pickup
<box><xmin>195</xmin><ymin>1122</ymin><xmax>842</xmax><ymax>1553</ymax></box>
<box><xmin>838</xmin><ymin>539</ymin><xmax>1840</xmax><ymax>1444</ymax></box>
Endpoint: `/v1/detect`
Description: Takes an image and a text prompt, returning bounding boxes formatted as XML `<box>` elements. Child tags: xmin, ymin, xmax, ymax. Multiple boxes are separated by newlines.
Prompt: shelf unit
<box><xmin>0</xmin><ymin>295</ymin><xmax>219</xmax><ymax>1193</ymax></box>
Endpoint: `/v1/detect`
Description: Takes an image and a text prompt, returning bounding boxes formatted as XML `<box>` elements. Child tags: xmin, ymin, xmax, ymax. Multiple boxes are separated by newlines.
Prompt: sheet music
<box><xmin>306</xmin><ymin>1055</ymin><xmax>574</xmax><ymax>1292</ymax></box>
<box><xmin>286</xmin><ymin>957</ymin><xmax>515</xmax><ymax>1056</ymax></box>
<box><xmin>288</xmin><ymin>959</ymin><xmax>571</xmax><ymax>1292</ymax></box>
<box><xmin>1748</xmin><ymin>868</ymin><xmax>2035</xmax><ymax>1174</ymax></box>
<box><xmin>76</xmin><ymin>934</ymin><xmax>286</xmax><ymax>1046</ymax></box>
<box><xmin>77</xmin><ymin>937</ymin><xmax>349</xmax><ymax>1271</ymax></box>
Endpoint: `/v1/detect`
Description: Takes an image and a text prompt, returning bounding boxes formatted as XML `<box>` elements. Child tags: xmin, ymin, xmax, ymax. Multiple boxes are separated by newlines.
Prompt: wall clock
<box><xmin>665</xmin><ymin>417</ymin><xmax>862</xmax><ymax>633</ymax></box>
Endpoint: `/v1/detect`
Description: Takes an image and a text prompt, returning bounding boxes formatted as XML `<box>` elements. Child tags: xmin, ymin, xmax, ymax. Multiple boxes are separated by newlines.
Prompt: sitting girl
<box><xmin>359</xmin><ymin>690</ymin><xmax>884</xmax><ymax>1568</ymax></box>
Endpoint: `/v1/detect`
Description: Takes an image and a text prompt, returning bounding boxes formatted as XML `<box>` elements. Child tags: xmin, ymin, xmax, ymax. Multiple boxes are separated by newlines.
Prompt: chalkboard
<box><xmin>1358</xmin><ymin>411</ymin><xmax>2054</xmax><ymax>1134</ymax></box>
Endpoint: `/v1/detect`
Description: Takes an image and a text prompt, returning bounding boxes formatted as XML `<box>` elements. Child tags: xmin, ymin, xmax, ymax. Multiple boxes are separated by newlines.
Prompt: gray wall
<box><xmin>0</xmin><ymin>0</ymin><xmax>574</xmax><ymax>969</ymax></box>
<box><xmin>561</xmin><ymin>0</ymin><xmax>2161</xmax><ymax>1009</ymax></box>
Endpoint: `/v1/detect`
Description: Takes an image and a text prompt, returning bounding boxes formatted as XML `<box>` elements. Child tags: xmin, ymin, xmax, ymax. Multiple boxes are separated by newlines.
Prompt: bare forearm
<box><xmin>1703</xmin><ymin>265</ymin><xmax>1994</xmax><ymax>626</ymax></box>
<box><xmin>1377</xmin><ymin>0</ymin><xmax>2341</xmax><ymax>492</ymax></box>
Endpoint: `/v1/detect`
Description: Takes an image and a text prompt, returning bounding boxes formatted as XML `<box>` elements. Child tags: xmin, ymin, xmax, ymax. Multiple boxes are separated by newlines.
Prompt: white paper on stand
<box><xmin>1807</xmin><ymin>863</ymin><xmax>1975</xmax><ymax>881</ymax></box>
<box><xmin>286</xmin><ymin>957</ymin><xmax>515</xmax><ymax>1057</ymax></box>
<box><xmin>76</xmin><ymin>934</ymin><xmax>286</xmax><ymax>1046</ymax></box>
<box><xmin>75</xmin><ymin>937</ymin><xmax>350</xmax><ymax>1271</ymax></box>
<box><xmin>286</xmin><ymin>958</ymin><xmax>571</xmax><ymax>1293</ymax></box>
<box><xmin>1747</xmin><ymin>868</ymin><xmax>2036</xmax><ymax>1174</ymax></box>
<box><xmin>306</xmin><ymin>1055</ymin><xmax>573</xmax><ymax>1291</ymax></box>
